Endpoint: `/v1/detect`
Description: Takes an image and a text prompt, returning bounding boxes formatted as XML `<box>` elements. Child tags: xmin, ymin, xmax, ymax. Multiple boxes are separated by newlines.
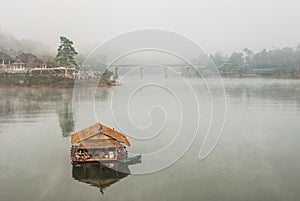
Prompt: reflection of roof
<box><xmin>72</xmin><ymin>163</ymin><xmax>130</xmax><ymax>190</ymax></box>
<box><xmin>71</xmin><ymin>123</ymin><xmax>130</xmax><ymax>146</ymax></box>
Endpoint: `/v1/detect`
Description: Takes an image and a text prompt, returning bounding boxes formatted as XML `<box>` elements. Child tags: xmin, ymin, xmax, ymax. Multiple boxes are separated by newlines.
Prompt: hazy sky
<box><xmin>0</xmin><ymin>0</ymin><xmax>299</xmax><ymax>54</ymax></box>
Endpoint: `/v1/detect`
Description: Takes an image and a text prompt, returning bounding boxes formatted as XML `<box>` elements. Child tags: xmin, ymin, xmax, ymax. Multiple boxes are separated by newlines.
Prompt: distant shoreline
<box><xmin>220</xmin><ymin>74</ymin><xmax>300</xmax><ymax>80</ymax></box>
<box><xmin>0</xmin><ymin>73</ymin><xmax>299</xmax><ymax>89</ymax></box>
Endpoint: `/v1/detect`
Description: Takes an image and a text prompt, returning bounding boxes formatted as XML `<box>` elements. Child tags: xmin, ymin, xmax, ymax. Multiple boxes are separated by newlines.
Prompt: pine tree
<box><xmin>56</xmin><ymin>36</ymin><xmax>78</xmax><ymax>67</ymax></box>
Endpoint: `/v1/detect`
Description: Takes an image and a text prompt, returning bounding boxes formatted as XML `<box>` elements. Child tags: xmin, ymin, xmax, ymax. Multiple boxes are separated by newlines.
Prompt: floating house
<box><xmin>70</xmin><ymin>123</ymin><xmax>140</xmax><ymax>164</ymax></box>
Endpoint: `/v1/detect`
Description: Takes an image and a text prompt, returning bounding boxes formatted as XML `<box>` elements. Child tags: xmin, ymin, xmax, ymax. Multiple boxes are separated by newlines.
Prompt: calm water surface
<box><xmin>0</xmin><ymin>78</ymin><xmax>300</xmax><ymax>201</ymax></box>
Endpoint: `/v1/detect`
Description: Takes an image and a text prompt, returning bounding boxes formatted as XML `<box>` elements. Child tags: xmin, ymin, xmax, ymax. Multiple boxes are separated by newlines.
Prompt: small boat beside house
<box><xmin>70</xmin><ymin>123</ymin><xmax>141</xmax><ymax>165</ymax></box>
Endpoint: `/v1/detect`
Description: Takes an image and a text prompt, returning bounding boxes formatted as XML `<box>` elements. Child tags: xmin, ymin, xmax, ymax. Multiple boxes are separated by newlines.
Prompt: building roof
<box><xmin>12</xmin><ymin>60</ymin><xmax>26</xmax><ymax>65</ymax></box>
<box><xmin>71</xmin><ymin>123</ymin><xmax>130</xmax><ymax>146</ymax></box>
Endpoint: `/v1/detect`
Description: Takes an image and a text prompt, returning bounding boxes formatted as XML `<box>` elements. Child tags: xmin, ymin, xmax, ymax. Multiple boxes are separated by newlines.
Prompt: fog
<box><xmin>0</xmin><ymin>0</ymin><xmax>300</xmax><ymax>54</ymax></box>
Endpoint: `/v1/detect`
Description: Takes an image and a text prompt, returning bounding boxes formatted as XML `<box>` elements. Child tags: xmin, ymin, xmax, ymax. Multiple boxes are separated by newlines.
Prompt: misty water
<box><xmin>0</xmin><ymin>78</ymin><xmax>300</xmax><ymax>201</ymax></box>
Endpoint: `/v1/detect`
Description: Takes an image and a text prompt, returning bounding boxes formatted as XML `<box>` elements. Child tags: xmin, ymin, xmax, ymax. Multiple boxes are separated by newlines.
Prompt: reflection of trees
<box><xmin>57</xmin><ymin>102</ymin><xmax>75</xmax><ymax>138</ymax></box>
<box><xmin>0</xmin><ymin>87</ymin><xmax>111</xmax><ymax>137</ymax></box>
<box><xmin>72</xmin><ymin>87</ymin><xmax>110</xmax><ymax>102</ymax></box>
<box><xmin>0</xmin><ymin>89</ymin><xmax>75</xmax><ymax>137</ymax></box>
<box><xmin>3</xmin><ymin>99</ymin><xmax>13</xmax><ymax>115</ymax></box>
<box><xmin>0</xmin><ymin>89</ymin><xmax>45</xmax><ymax>119</ymax></box>
<box><xmin>95</xmin><ymin>88</ymin><xmax>109</xmax><ymax>100</ymax></box>
<box><xmin>224</xmin><ymin>79</ymin><xmax>300</xmax><ymax>107</ymax></box>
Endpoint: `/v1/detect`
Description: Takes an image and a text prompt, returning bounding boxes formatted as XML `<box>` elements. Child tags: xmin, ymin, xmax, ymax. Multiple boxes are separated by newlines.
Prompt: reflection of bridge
<box><xmin>109</xmin><ymin>64</ymin><xmax>206</xmax><ymax>79</ymax></box>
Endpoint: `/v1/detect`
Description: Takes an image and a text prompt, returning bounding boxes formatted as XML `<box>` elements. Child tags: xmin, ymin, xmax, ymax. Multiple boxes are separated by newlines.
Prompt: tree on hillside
<box><xmin>243</xmin><ymin>48</ymin><xmax>253</xmax><ymax>66</ymax></box>
<box><xmin>16</xmin><ymin>53</ymin><xmax>44</xmax><ymax>68</ymax></box>
<box><xmin>56</xmin><ymin>36</ymin><xmax>78</xmax><ymax>67</ymax></box>
<box><xmin>100</xmin><ymin>69</ymin><xmax>113</xmax><ymax>84</ymax></box>
<box><xmin>296</xmin><ymin>44</ymin><xmax>300</xmax><ymax>51</ymax></box>
<box><xmin>295</xmin><ymin>45</ymin><xmax>300</xmax><ymax>72</ymax></box>
<box><xmin>210</xmin><ymin>51</ymin><xmax>227</xmax><ymax>67</ymax></box>
<box><xmin>229</xmin><ymin>52</ymin><xmax>243</xmax><ymax>67</ymax></box>
<box><xmin>75</xmin><ymin>54</ymin><xmax>85</xmax><ymax>69</ymax></box>
<box><xmin>40</xmin><ymin>54</ymin><xmax>57</xmax><ymax>67</ymax></box>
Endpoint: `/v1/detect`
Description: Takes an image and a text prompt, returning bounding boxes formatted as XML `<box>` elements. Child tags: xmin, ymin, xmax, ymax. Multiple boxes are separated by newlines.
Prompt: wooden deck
<box><xmin>70</xmin><ymin>149</ymin><xmax>120</xmax><ymax>164</ymax></box>
<box><xmin>71</xmin><ymin>157</ymin><xmax>119</xmax><ymax>164</ymax></box>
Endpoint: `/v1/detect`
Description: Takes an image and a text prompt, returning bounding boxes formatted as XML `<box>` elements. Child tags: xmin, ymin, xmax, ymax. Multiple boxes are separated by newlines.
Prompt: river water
<box><xmin>0</xmin><ymin>78</ymin><xmax>300</xmax><ymax>201</ymax></box>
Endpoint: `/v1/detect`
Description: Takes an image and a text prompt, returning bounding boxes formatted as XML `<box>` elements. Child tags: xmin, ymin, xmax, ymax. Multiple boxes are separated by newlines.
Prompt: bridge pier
<box><xmin>164</xmin><ymin>67</ymin><xmax>168</xmax><ymax>79</ymax></box>
<box><xmin>186</xmin><ymin>66</ymin><xmax>192</xmax><ymax>77</ymax></box>
<box><xmin>113</xmin><ymin>67</ymin><xmax>119</xmax><ymax>81</ymax></box>
<box><xmin>139</xmin><ymin>67</ymin><xmax>144</xmax><ymax>79</ymax></box>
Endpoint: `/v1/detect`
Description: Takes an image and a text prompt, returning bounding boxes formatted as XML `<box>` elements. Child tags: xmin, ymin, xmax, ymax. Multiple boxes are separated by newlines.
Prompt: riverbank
<box><xmin>0</xmin><ymin>74</ymin><xmax>74</xmax><ymax>88</ymax></box>
<box><xmin>272</xmin><ymin>73</ymin><xmax>300</xmax><ymax>79</ymax></box>
<box><xmin>0</xmin><ymin>73</ymin><xmax>299</xmax><ymax>89</ymax></box>
<box><xmin>0</xmin><ymin>74</ymin><xmax>116</xmax><ymax>88</ymax></box>
<box><xmin>220</xmin><ymin>72</ymin><xmax>300</xmax><ymax>79</ymax></box>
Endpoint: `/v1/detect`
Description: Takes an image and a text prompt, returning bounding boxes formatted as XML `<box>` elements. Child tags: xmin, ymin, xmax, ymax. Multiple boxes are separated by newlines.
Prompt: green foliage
<box><xmin>0</xmin><ymin>74</ymin><xmax>75</xmax><ymax>87</ymax></box>
<box><xmin>210</xmin><ymin>52</ymin><xmax>228</xmax><ymax>67</ymax></box>
<box><xmin>75</xmin><ymin>54</ymin><xmax>86</xmax><ymax>70</ymax></box>
<box><xmin>211</xmin><ymin>46</ymin><xmax>300</xmax><ymax>75</ymax></box>
<box><xmin>57</xmin><ymin>102</ymin><xmax>75</xmax><ymax>137</ymax></box>
<box><xmin>56</xmin><ymin>36</ymin><xmax>78</xmax><ymax>67</ymax></box>
<box><xmin>99</xmin><ymin>69</ymin><xmax>113</xmax><ymax>84</ymax></box>
<box><xmin>251</xmin><ymin>47</ymin><xmax>299</xmax><ymax>74</ymax></box>
<box><xmin>39</xmin><ymin>54</ymin><xmax>57</xmax><ymax>67</ymax></box>
<box><xmin>229</xmin><ymin>52</ymin><xmax>243</xmax><ymax>67</ymax></box>
<box><xmin>243</xmin><ymin>48</ymin><xmax>254</xmax><ymax>65</ymax></box>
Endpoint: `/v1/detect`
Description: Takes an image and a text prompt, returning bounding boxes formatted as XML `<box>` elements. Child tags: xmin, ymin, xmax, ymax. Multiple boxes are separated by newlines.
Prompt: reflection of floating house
<box><xmin>72</xmin><ymin>163</ymin><xmax>129</xmax><ymax>194</ymax></box>
<box><xmin>70</xmin><ymin>123</ymin><xmax>141</xmax><ymax>164</ymax></box>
